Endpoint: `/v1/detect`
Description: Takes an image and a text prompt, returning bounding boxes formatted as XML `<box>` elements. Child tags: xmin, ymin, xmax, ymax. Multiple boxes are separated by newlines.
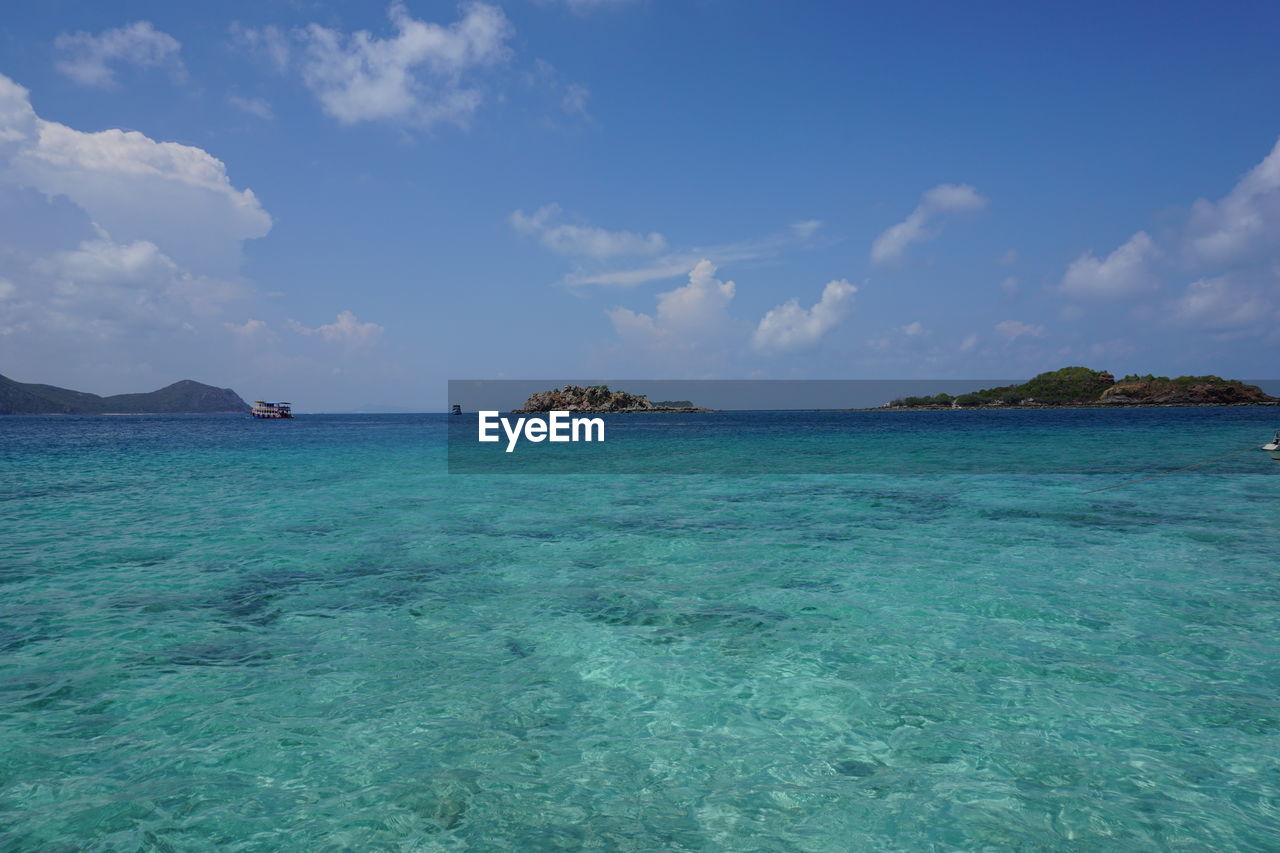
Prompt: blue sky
<box><xmin>1</xmin><ymin>1</ymin><xmax>1279</xmax><ymax>410</ymax></box>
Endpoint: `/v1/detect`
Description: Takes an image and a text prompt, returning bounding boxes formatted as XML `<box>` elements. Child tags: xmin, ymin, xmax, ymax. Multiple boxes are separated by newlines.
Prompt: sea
<box><xmin>2</xmin><ymin>409</ymin><xmax>1278</xmax><ymax>851</ymax></box>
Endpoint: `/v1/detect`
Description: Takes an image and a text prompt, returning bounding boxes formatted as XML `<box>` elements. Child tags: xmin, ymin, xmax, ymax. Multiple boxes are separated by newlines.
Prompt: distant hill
<box><xmin>888</xmin><ymin>367</ymin><xmax>1278</xmax><ymax>409</ymax></box>
<box><xmin>0</xmin><ymin>374</ymin><xmax>250</xmax><ymax>414</ymax></box>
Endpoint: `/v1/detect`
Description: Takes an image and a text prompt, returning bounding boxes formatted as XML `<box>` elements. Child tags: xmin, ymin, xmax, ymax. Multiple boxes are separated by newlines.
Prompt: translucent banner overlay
<box><xmin>447</xmin><ymin>380</ymin><xmax>1280</xmax><ymax>475</ymax></box>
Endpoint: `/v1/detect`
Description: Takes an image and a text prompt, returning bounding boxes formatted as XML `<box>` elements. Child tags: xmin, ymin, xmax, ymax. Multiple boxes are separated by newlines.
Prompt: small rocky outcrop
<box><xmin>512</xmin><ymin>385</ymin><xmax>709</xmax><ymax>413</ymax></box>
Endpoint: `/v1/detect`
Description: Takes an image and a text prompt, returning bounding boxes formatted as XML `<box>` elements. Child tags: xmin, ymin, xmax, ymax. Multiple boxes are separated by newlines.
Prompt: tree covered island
<box><xmin>885</xmin><ymin>367</ymin><xmax>1278</xmax><ymax>409</ymax></box>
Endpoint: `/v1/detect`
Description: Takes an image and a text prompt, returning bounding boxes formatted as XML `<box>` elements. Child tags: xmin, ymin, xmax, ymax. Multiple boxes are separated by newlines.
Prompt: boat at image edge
<box><xmin>251</xmin><ymin>400</ymin><xmax>293</xmax><ymax>419</ymax></box>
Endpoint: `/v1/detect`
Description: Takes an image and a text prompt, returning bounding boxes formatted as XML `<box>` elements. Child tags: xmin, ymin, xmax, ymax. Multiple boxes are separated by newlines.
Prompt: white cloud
<box><xmin>289</xmin><ymin>310</ymin><xmax>384</xmax><ymax>347</ymax></box>
<box><xmin>55</xmin><ymin>22</ymin><xmax>184</xmax><ymax>89</ymax></box>
<box><xmin>228</xmin><ymin>95</ymin><xmax>273</xmax><ymax>120</ymax></box>
<box><xmin>868</xmin><ymin>320</ymin><xmax>932</xmax><ymax>351</ymax></box>
<box><xmin>791</xmin><ymin>219</ymin><xmax>823</xmax><ymax>240</ymax></box>
<box><xmin>871</xmin><ymin>183</ymin><xmax>987</xmax><ymax>265</ymax></box>
<box><xmin>1185</xmin><ymin>137</ymin><xmax>1280</xmax><ymax>266</ymax></box>
<box><xmin>997</xmin><ymin>248</ymin><xmax>1017</xmax><ymax>265</ymax></box>
<box><xmin>247</xmin><ymin>2</ymin><xmax>514</xmax><ymax>127</ymax></box>
<box><xmin>230</xmin><ymin>23</ymin><xmax>291</xmax><ymax>71</ymax></box>
<box><xmin>19</xmin><ymin>233</ymin><xmax>242</xmax><ymax>339</ymax></box>
<box><xmin>1000</xmin><ymin>275</ymin><xmax>1019</xmax><ymax>296</ymax></box>
<box><xmin>994</xmin><ymin>320</ymin><xmax>1044</xmax><ymax>340</ymax></box>
<box><xmin>752</xmin><ymin>279</ymin><xmax>857</xmax><ymax>353</ymax></box>
<box><xmin>523</xmin><ymin>60</ymin><xmax>591</xmax><ymax>122</ymax></box>
<box><xmin>959</xmin><ymin>332</ymin><xmax>979</xmax><ymax>352</ymax></box>
<box><xmin>1059</xmin><ymin>231</ymin><xmax>1160</xmax><ymax>300</ymax></box>
<box><xmin>0</xmin><ymin>75</ymin><xmax>271</xmax><ymax>277</ymax></box>
<box><xmin>562</xmin><ymin>83</ymin><xmax>590</xmax><ymax>118</ymax></box>
<box><xmin>609</xmin><ymin>259</ymin><xmax>734</xmax><ymax>348</ymax></box>
<box><xmin>225</xmin><ymin>318</ymin><xmax>275</xmax><ymax>341</ymax></box>
<box><xmin>566</xmin><ymin>221</ymin><xmax>823</xmax><ymax>288</ymax></box>
<box><xmin>511</xmin><ymin>204</ymin><xmax>666</xmax><ymax>259</ymax></box>
<box><xmin>1167</xmin><ymin>275</ymin><xmax>1277</xmax><ymax>333</ymax></box>
<box><xmin>549</xmin><ymin>0</ymin><xmax>640</xmax><ymax>12</ymax></box>
<box><xmin>0</xmin><ymin>74</ymin><xmax>267</xmax><ymax>354</ymax></box>
<box><xmin>1055</xmin><ymin>136</ymin><xmax>1280</xmax><ymax>338</ymax></box>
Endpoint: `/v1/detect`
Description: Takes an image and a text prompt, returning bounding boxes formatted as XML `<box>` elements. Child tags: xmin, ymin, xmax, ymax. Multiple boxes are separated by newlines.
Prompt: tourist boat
<box><xmin>1264</xmin><ymin>431</ymin><xmax>1280</xmax><ymax>452</ymax></box>
<box><xmin>251</xmin><ymin>400</ymin><xmax>293</xmax><ymax>419</ymax></box>
<box><xmin>450</xmin><ymin>404</ymin><xmax>462</xmax><ymax>415</ymax></box>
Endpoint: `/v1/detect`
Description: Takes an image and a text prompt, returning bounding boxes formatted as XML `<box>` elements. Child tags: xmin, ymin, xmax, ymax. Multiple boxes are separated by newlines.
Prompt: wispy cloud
<box><xmin>510</xmin><ymin>204</ymin><xmax>665</xmax><ymax>260</ymax></box>
<box><xmin>55</xmin><ymin>21</ymin><xmax>184</xmax><ymax>88</ymax></box>
<box><xmin>871</xmin><ymin>183</ymin><xmax>987</xmax><ymax>266</ymax></box>
<box><xmin>994</xmin><ymin>319</ymin><xmax>1044</xmax><ymax>340</ymax></box>
<box><xmin>563</xmin><ymin>220</ymin><xmax>825</xmax><ymax>288</ymax></box>
<box><xmin>228</xmin><ymin>94</ymin><xmax>273</xmax><ymax>120</ymax></box>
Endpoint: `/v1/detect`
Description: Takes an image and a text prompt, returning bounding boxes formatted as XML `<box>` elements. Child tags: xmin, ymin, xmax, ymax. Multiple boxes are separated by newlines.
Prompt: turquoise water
<box><xmin>2</xmin><ymin>412</ymin><xmax>1279</xmax><ymax>850</ymax></box>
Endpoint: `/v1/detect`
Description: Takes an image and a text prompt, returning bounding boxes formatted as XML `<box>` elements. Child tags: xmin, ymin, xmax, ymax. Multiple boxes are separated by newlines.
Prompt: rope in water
<box><xmin>1082</xmin><ymin>443</ymin><xmax>1267</xmax><ymax>494</ymax></box>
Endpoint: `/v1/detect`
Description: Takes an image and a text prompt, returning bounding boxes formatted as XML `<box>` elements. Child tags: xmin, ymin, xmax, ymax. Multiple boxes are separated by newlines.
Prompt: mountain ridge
<box><xmin>0</xmin><ymin>374</ymin><xmax>250</xmax><ymax>414</ymax></box>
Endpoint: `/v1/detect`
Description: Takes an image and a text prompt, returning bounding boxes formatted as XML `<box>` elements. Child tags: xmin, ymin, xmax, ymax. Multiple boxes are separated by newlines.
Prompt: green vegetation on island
<box><xmin>0</xmin><ymin>374</ymin><xmax>250</xmax><ymax>415</ymax></box>
<box><xmin>887</xmin><ymin>367</ymin><xmax>1277</xmax><ymax>409</ymax></box>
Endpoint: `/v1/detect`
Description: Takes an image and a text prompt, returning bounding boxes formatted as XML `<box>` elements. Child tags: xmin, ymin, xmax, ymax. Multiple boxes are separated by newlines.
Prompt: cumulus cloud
<box><xmin>289</xmin><ymin>310</ymin><xmax>384</xmax><ymax>347</ymax></box>
<box><xmin>1055</xmin><ymin>137</ymin><xmax>1280</xmax><ymax>337</ymax></box>
<box><xmin>0</xmin><ymin>75</ymin><xmax>270</xmax><ymax>277</ymax></box>
<box><xmin>1185</xmin><ymin>137</ymin><xmax>1280</xmax><ymax>266</ymax></box>
<box><xmin>1167</xmin><ymin>275</ymin><xmax>1277</xmax><ymax>333</ymax></box>
<box><xmin>511</xmin><ymin>204</ymin><xmax>666</xmax><ymax>259</ymax></box>
<box><xmin>994</xmin><ymin>320</ymin><xmax>1044</xmax><ymax>340</ymax></box>
<box><xmin>55</xmin><ymin>21</ymin><xmax>184</xmax><ymax>88</ymax></box>
<box><xmin>1059</xmin><ymin>231</ymin><xmax>1160</xmax><ymax>299</ymax></box>
<box><xmin>609</xmin><ymin>260</ymin><xmax>735</xmax><ymax>348</ymax></box>
<box><xmin>16</xmin><ymin>232</ymin><xmax>241</xmax><ymax>339</ymax></box>
<box><xmin>0</xmin><ymin>73</ymin><xmax>269</xmax><ymax>378</ymax></box>
<box><xmin>752</xmin><ymin>279</ymin><xmax>856</xmax><ymax>353</ymax></box>
<box><xmin>871</xmin><ymin>183</ymin><xmax>987</xmax><ymax>265</ymax></box>
<box><xmin>242</xmin><ymin>2</ymin><xmax>513</xmax><ymax>127</ymax></box>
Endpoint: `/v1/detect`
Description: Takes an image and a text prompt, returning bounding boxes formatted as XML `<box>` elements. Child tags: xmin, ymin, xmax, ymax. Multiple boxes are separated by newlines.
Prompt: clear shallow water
<box><xmin>2</xmin><ymin>412</ymin><xmax>1279</xmax><ymax>851</ymax></box>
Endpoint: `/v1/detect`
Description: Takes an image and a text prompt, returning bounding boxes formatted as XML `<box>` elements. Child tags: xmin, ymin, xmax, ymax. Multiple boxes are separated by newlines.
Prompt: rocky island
<box><xmin>512</xmin><ymin>385</ymin><xmax>711</xmax><ymax>413</ymax></box>
<box><xmin>0</xmin><ymin>374</ymin><xmax>251</xmax><ymax>415</ymax></box>
<box><xmin>881</xmin><ymin>367</ymin><xmax>1278</xmax><ymax>410</ymax></box>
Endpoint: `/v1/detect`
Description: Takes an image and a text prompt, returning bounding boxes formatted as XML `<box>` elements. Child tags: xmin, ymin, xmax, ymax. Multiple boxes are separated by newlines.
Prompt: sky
<box><xmin>1</xmin><ymin>0</ymin><xmax>1279</xmax><ymax>411</ymax></box>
